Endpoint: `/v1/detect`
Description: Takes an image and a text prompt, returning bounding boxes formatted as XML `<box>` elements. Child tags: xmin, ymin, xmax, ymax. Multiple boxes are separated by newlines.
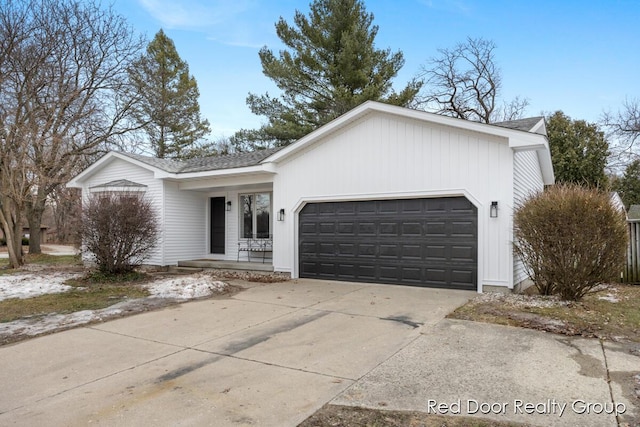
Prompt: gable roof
<box><xmin>263</xmin><ymin>101</ymin><xmax>554</xmax><ymax>184</ymax></box>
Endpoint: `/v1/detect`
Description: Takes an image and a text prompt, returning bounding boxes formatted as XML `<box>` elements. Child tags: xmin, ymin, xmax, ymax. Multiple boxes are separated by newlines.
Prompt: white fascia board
<box><xmin>158</xmin><ymin>164</ymin><xmax>276</xmax><ymax>181</ymax></box>
<box><xmin>66</xmin><ymin>152</ymin><xmax>115</xmax><ymax>187</ymax></box>
<box><xmin>537</xmin><ymin>149</ymin><xmax>555</xmax><ymax>185</ymax></box>
<box><xmin>67</xmin><ymin>151</ymin><xmax>166</xmax><ymax>187</ymax></box>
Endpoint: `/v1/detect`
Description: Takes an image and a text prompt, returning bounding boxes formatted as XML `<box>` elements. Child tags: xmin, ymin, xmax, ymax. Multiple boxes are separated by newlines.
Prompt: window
<box><xmin>240</xmin><ymin>193</ymin><xmax>271</xmax><ymax>238</ymax></box>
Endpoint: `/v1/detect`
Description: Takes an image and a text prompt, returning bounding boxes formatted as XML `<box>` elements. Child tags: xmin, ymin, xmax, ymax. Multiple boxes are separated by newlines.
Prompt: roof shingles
<box><xmin>492</xmin><ymin>116</ymin><xmax>544</xmax><ymax>133</ymax></box>
<box><xmin>119</xmin><ymin>147</ymin><xmax>283</xmax><ymax>174</ymax></box>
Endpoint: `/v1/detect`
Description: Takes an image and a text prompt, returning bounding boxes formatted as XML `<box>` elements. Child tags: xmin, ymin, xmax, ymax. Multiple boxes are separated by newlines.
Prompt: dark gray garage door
<box><xmin>299</xmin><ymin>197</ymin><xmax>477</xmax><ymax>290</ymax></box>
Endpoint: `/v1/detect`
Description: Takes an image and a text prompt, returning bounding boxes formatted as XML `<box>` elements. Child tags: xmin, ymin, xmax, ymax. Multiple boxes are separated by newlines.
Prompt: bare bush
<box><xmin>80</xmin><ymin>192</ymin><xmax>158</xmax><ymax>275</ymax></box>
<box><xmin>514</xmin><ymin>184</ymin><xmax>627</xmax><ymax>301</ymax></box>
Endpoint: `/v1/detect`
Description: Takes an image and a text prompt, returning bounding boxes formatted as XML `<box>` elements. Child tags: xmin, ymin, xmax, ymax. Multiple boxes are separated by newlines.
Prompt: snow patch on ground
<box><xmin>0</xmin><ymin>306</ymin><xmax>125</xmax><ymax>338</ymax></box>
<box><xmin>0</xmin><ymin>271</ymin><xmax>229</xmax><ymax>341</ymax></box>
<box><xmin>598</xmin><ymin>293</ymin><xmax>620</xmax><ymax>303</ymax></box>
<box><xmin>145</xmin><ymin>273</ymin><xmax>227</xmax><ymax>299</ymax></box>
<box><xmin>0</xmin><ymin>271</ymin><xmax>81</xmax><ymax>301</ymax></box>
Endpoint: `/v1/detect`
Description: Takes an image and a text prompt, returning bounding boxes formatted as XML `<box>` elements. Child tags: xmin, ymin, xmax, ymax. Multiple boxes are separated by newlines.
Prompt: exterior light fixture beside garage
<box><xmin>490</xmin><ymin>201</ymin><xmax>498</xmax><ymax>218</ymax></box>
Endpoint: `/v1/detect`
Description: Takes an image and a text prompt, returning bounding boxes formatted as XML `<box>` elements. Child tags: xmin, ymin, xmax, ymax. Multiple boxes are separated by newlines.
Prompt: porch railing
<box><xmin>237</xmin><ymin>235</ymin><xmax>273</xmax><ymax>263</ymax></box>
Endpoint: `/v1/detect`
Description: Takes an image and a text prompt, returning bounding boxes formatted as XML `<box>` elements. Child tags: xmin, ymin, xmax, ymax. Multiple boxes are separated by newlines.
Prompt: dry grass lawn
<box><xmin>449</xmin><ymin>283</ymin><xmax>640</xmax><ymax>343</ymax></box>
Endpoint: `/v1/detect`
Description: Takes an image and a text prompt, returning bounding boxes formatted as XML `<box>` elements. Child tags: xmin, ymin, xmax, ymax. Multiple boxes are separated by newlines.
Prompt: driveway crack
<box><xmin>600</xmin><ymin>339</ymin><xmax>621</xmax><ymax>427</ymax></box>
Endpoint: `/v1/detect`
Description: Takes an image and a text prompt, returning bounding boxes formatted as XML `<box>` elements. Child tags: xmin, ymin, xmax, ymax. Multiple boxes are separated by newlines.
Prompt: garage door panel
<box><xmin>425</xmin><ymin>221</ymin><xmax>447</xmax><ymax>236</ymax></box>
<box><xmin>401</xmin><ymin>222</ymin><xmax>422</xmax><ymax>236</ymax></box>
<box><xmin>337</xmin><ymin>243</ymin><xmax>356</xmax><ymax>256</ymax></box>
<box><xmin>300</xmin><ymin>222</ymin><xmax>317</xmax><ymax>235</ymax></box>
<box><xmin>337</xmin><ymin>222</ymin><xmax>355</xmax><ymax>234</ymax></box>
<box><xmin>424</xmin><ymin>245</ymin><xmax>448</xmax><ymax>262</ymax></box>
<box><xmin>379</xmin><ymin>201</ymin><xmax>399</xmax><ymax>214</ymax></box>
<box><xmin>401</xmin><ymin>199</ymin><xmax>423</xmax><ymax>213</ymax></box>
<box><xmin>379</xmin><ymin>265</ymin><xmax>400</xmax><ymax>280</ymax></box>
<box><xmin>379</xmin><ymin>222</ymin><xmax>398</xmax><ymax>236</ymax></box>
<box><xmin>356</xmin><ymin>264</ymin><xmax>376</xmax><ymax>280</ymax></box>
<box><xmin>299</xmin><ymin>197</ymin><xmax>477</xmax><ymax>290</ymax></box>
<box><xmin>451</xmin><ymin>269</ymin><xmax>475</xmax><ymax>284</ymax></box>
<box><xmin>379</xmin><ymin>244</ymin><xmax>400</xmax><ymax>258</ymax></box>
<box><xmin>359</xmin><ymin>244</ymin><xmax>376</xmax><ymax>257</ymax></box>
<box><xmin>401</xmin><ymin>245</ymin><xmax>421</xmax><ymax>259</ymax></box>
<box><xmin>337</xmin><ymin>263</ymin><xmax>356</xmax><ymax>278</ymax></box>
<box><xmin>318</xmin><ymin>243</ymin><xmax>334</xmax><ymax>256</ymax></box>
<box><xmin>425</xmin><ymin>268</ymin><xmax>447</xmax><ymax>283</ymax></box>
<box><xmin>300</xmin><ymin>242</ymin><xmax>317</xmax><ymax>254</ymax></box>
<box><xmin>451</xmin><ymin>220</ymin><xmax>476</xmax><ymax>236</ymax></box>
<box><xmin>357</xmin><ymin>222</ymin><xmax>376</xmax><ymax>235</ymax></box>
<box><xmin>451</xmin><ymin>245</ymin><xmax>475</xmax><ymax>261</ymax></box>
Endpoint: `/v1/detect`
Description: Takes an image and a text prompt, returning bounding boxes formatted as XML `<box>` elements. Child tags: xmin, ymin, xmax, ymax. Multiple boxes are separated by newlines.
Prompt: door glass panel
<box><xmin>241</xmin><ymin>194</ymin><xmax>253</xmax><ymax>238</ymax></box>
<box><xmin>256</xmin><ymin>193</ymin><xmax>271</xmax><ymax>238</ymax></box>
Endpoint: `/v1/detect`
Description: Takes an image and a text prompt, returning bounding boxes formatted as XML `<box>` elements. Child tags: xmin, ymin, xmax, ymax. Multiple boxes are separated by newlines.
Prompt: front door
<box><xmin>210</xmin><ymin>197</ymin><xmax>225</xmax><ymax>254</ymax></box>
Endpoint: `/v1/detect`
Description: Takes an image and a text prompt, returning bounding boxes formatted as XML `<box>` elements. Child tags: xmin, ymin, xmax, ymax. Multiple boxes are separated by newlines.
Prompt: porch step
<box><xmin>177</xmin><ymin>259</ymin><xmax>274</xmax><ymax>272</ymax></box>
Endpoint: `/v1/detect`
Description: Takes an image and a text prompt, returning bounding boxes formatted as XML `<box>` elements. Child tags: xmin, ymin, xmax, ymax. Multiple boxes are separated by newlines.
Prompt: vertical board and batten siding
<box><xmin>272</xmin><ymin>112</ymin><xmax>515</xmax><ymax>289</ymax></box>
<box><xmin>162</xmin><ymin>181</ymin><xmax>207</xmax><ymax>265</ymax></box>
<box><xmin>512</xmin><ymin>151</ymin><xmax>545</xmax><ymax>285</ymax></box>
<box><xmin>80</xmin><ymin>158</ymin><xmax>164</xmax><ymax>265</ymax></box>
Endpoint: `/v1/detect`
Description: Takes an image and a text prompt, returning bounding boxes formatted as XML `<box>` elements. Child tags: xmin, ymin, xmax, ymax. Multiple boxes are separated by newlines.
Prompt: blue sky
<box><xmin>112</xmin><ymin>0</ymin><xmax>640</xmax><ymax>138</ymax></box>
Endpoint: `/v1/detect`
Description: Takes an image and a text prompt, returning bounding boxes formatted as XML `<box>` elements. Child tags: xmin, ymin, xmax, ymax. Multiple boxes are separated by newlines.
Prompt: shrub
<box><xmin>21</xmin><ymin>237</ymin><xmax>29</xmax><ymax>246</ymax></box>
<box><xmin>80</xmin><ymin>192</ymin><xmax>158</xmax><ymax>275</ymax></box>
<box><xmin>514</xmin><ymin>184</ymin><xmax>627</xmax><ymax>301</ymax></box>
<box><xmin>0</xmin><ymin>237</ymin><xmax>5</xmax><ymax>246</ymax></box>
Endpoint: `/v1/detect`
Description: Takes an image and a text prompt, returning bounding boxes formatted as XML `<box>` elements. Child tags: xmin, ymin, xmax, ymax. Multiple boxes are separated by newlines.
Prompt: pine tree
<box><xmin>235</xmin><ymin>0</ymin><xmax>421</xmax><ymax>150</ymax></box>
<box><xmin>546</xmin><ymin>111</ymin><xmax>609</xmax><ymax>188</ymax></box>
<box><xmin>615</xmin><ymin>160</ymin><xmax>640</xmax><ymax>209</ymax></box>
<box><xmin>129</xmin><ymin>29</ymin><xmax>210</xmax><ymax>159</ymax></box>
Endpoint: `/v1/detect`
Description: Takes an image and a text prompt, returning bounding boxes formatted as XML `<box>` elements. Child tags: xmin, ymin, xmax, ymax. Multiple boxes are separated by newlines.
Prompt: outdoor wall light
<box><xmin>277</xmin><ymin>208</ymin><xmax>285</xmax><ymax>221</ymax></box>
<box><xmin>226</xmin><ymin>200</ymin><xmax>232</xmax><ymax>211</ymax></box>
<box><xmin>490</xmin><ymin>201</ymin><xmax>498</xmax><ymax>218</ymax></box>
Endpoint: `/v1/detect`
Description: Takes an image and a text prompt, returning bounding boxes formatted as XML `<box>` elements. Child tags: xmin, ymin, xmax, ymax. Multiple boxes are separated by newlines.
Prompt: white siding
<box><xmin>272</xmin><ymin>112</ymin><xmax>516</xmax><ymax>290</ymax></box>
<box><xmin>513</xmin><ymin>150</ymin><xmax>545</xmax><ymax>285</ymax></box>
<box><xmin>162</xmin><ymin>181</ymin><xmax>207</xmax><ymax>265</ymax></box>
<box><xmin>80</xmin><ymin>158</ymin><xmax>164</xmax><ymax>265</ymax></box>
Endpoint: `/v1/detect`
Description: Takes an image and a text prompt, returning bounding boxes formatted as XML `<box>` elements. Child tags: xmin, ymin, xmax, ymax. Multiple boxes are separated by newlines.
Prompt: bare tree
<box><xmin>603</xmin><ymin>98</ymin><xmax>640</xmax><ymax>169</ymax></box>
<box><xmin>419</xmin><ymin>37</ymin><xmax>529</xmax><ymax>123</ymax></box>
<box><xmin>50</xmin><ymin>187</ymin><xmax>82</xmax><ymax>245</ymax></box>
<box><xmin>0</xmin><ymin>0</ymin><xmax>145</xmax><ymax>266</ymax></box>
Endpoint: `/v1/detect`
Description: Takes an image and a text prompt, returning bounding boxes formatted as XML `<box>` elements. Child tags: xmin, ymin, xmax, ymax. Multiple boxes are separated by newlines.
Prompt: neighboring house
<box><xmin>0</xmin><ymin>226</ymin><xmax>49</xmax><ymax>243</ymax></box>
<box><xmin>627</xmin><ymin>204</ymin><xmax>640</xmax><ymax>220</ymax></box>
<box><xmin>67</xmin><ymin>101</ymin><xmax>554</xmax><ymax>292</ymax></box>
<box><xmin>610</xmin><ymin>192</ymin><xmax>627</xmax><ymax>216</ymax></box>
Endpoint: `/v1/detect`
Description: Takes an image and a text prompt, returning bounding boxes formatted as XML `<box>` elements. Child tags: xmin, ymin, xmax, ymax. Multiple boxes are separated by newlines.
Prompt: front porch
<box><xmin>177</xmin><ymin>259</ymin><xmax>274</xmax><ymax>272</ymax></box>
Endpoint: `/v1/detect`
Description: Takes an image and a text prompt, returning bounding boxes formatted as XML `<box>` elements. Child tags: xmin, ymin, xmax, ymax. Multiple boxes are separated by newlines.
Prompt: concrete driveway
<box><xmin>2</xmin><ymin>279</ymin><xmax>637</xmax><ymax>427</ymax></box>
<box><xmin>0</xmin><ymin>279</ymin><xmax>472</xmax><ymax>426</ymax></box>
